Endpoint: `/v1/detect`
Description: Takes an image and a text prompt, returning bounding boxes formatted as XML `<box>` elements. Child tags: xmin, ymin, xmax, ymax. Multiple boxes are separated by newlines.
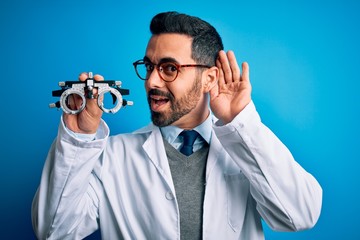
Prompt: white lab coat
<box><xmin>32</xmin><ymin>102</ymin><xmax>322</xmax><ymax>240</ymax></box>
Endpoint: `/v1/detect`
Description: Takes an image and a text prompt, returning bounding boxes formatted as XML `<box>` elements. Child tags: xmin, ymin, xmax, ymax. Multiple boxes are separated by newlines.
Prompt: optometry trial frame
<box><xmin>49</xmin><ymin>72</ymin><xmax>133</xmax><ymax>114</ymax></box>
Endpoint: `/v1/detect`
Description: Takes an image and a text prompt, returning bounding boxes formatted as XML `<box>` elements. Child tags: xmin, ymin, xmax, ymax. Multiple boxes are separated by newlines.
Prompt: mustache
<box><xmin>147</xmin><ymin>89</ymin><xmax>174</xmax><ymax>101</ymax></box>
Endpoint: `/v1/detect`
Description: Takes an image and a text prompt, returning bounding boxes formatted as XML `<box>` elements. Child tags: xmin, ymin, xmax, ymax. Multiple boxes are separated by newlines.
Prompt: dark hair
<box><xmin>150</xmin><ymin>11</ymin><xmax>223</xmax><ymax>66</ymax></box>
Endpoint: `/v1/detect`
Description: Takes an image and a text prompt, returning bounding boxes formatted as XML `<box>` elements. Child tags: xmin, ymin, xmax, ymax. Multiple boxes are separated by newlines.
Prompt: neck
<box><xmin>172</xmin><ymin>95</ymin><xmax>210</xmax><ymax>130</ymax></box>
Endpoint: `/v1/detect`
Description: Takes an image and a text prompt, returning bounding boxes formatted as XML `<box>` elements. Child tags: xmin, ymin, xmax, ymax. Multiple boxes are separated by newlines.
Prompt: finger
<box><xmin>227</xmin><ymin>51</ymin><xmax>241</xmax><ymax>83</ymax></box>
<box><xmin>79</xmin><ymin>72</ymin><xmax>104</xmax><ymax>81</ymax></box>
<box><xmin>66</xmin><ymin>94</ymin><xmax>76</xmax><ymax>110</ymax></box>
<box><xmin>209</xmin><ymin>79</ymin><xmax>219</xmax><ymax>100</ymax></box>
<box><xmin>78</xmin><ymin>72</ymin><xmax>99</xmax><ymax>108</ymax></box>
<box><xmin>74</xmin><ymin>94</ymin><xmax>85</xmax><ymax>110</ymax></box>
<box><xmin>216</xmin><ymin>57</ymin><xmax>225</xmax><ymax>86</ymax></box>
<box><xmin>79</xmin><ymin>72</ymin><xmax>89</xmax><ymax>81</ymax></box>
<box><xmin>93</xmin><ymin>74</ymin><xmax>104</xmax><ymax>81</ymax></box>
<box><xmin>241</xmin><ymin>62</ymin><xmax>250</xmax><ymax>83</ymax></box>
<box><xmin>66</xmin><ymin>93</ymin><xmax>84</xmax><ymax>111</ymax></box>
<box><xmin>89</xmin><ymin>74</ymin><xmax>105</xmax><ymax>98</ymax></box>
<box><xmin>218</xmin><ymin>50</ymin><xmax>233</xmax><ymax>84</ymax></box>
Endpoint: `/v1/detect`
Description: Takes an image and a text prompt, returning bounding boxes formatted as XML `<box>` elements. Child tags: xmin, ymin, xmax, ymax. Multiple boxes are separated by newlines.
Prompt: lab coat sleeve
<box><xmin>31</xmin><ymin>117</ymin><xmax>110</xmax><ymax>239</ymax></box>
<box><xmin>213</xmin><ymin>101</ymin><xmax>322</xmax><ymax>231</ymax></box>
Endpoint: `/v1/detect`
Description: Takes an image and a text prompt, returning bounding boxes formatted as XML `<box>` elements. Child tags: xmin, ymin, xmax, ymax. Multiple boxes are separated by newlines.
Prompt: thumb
<box><xmin>209</xmin><ymin>81</ymin><xmax>219</xmax><ymax>100</ymax></box>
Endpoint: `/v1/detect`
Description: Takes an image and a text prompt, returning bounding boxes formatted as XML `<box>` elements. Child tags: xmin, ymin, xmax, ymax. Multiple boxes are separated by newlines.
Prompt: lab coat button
<box><xmin>165</xmin><ymin>191</ymin><xmax>174</xmax><ymax>200</ymax></box>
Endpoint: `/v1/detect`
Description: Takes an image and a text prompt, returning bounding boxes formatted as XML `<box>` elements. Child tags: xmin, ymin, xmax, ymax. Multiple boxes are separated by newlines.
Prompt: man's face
<box><xmin>144</xmin><ymin>33</ymin><xmax>207</xmax><ymax>128</ymax></box>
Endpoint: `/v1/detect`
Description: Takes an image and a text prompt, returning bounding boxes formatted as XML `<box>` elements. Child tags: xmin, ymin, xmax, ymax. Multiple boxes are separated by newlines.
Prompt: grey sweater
<box><xmin>164</xmin><ymin>140</ymin><xmax>209</xmax><ymax>240</ymax></box>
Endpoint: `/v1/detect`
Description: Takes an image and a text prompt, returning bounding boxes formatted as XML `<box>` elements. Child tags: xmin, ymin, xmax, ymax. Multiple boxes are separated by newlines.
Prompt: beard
<box><xmin>148</xmin><ymin>76</ymin><xmax>202</xmax><ymax>127</ymax></box>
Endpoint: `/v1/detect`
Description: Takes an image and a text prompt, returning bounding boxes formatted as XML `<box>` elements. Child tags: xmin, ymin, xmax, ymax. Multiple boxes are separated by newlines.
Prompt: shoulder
<box><xmin>109</xmin><ymin>122</ymin><xmax>159</xmax><ymax>143</ymax></box>
<box><xmin>133</xmin><ymin>122</ymin><xmax>157</xmax><ymax>134</ymax></box>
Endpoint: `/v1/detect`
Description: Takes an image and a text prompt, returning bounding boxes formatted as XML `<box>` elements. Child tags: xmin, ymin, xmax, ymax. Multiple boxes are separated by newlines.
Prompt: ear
<box><xmin>202</xmin><ymin>66</ymin><xmax>219</xmax><ymax>93</ymax></box>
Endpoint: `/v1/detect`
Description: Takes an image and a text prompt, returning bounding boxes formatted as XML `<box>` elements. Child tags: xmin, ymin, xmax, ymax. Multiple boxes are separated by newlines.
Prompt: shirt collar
<box><xmin>160</xmin><ymin>113</ymin><xmax>213</xmax><ymax>145</ymax></box>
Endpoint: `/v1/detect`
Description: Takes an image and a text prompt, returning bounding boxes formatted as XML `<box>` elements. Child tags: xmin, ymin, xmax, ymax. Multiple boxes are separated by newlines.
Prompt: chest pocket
<box><xmin>224</xmin><ymin>172</ymin><xmax>250</xmax><ymax>232</ymax></box>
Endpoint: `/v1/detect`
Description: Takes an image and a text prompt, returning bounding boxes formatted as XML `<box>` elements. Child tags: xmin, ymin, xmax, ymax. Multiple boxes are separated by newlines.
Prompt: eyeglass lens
<box><xmin>136</xmin><ymin>62</ymin><xmax>178</xmax><ymax>81</ymax></box>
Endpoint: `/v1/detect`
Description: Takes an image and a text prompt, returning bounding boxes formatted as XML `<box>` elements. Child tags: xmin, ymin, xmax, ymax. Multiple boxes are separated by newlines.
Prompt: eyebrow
<box><xmin>143</xmin><ymin>56</ymin><xmax>180</xmax><ymax>65</ymax></box>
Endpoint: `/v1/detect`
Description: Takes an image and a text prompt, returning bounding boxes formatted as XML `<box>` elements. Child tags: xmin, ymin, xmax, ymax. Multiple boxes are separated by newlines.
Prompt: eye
<box><xmin>161</xmin><ymin>63</ymin><xmax>178</xmax><ymax>74</ymax></box>
<box><xmin>144</xmin><ymin>62</ymin><xmax>154</xmax><ymax>72</ymax></box>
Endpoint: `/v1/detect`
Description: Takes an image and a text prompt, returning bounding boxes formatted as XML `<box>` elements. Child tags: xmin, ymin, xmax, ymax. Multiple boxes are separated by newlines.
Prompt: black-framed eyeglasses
<box><xmin>133</xmin><ymin>59</ymin><xmax>212</xmax><ymax>82</ymax></box>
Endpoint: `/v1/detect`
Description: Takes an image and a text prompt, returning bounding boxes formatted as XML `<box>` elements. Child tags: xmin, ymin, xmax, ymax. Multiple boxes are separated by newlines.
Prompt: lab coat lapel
<box><xmin>206</xmin><ymin>129</ymin><xmax>223</xmax><ymax>182</ymax></box>
<box><xmin>142</xmin><ymin>127</ymin><xmax>176</xmax><ymax>193</ymax></box>
<box><xmin>204</xmin><ymin>128</ymin><xmax>250</xmax><ymax>234</ymax></box>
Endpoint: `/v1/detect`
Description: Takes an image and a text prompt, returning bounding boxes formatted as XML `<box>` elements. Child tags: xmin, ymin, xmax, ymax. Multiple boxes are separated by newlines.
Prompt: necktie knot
<box><xmin>180</xmin><ymin>130</ymin><xmax>199</xmax><ymax>156</ymax></box>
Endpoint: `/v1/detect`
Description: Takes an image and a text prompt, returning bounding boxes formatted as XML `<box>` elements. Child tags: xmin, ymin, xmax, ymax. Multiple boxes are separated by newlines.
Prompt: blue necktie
<box><xmin>180</xmin><ymin>130</ymin><xmax>199</xmax><ymax>156</ymax></box>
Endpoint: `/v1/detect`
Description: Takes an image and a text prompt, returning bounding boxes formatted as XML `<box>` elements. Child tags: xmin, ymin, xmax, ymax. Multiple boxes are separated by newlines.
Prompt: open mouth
<box><xmin>150</xmin><ymin>95</ymin><xmax>170</xmax><ymax>111</ymax></box>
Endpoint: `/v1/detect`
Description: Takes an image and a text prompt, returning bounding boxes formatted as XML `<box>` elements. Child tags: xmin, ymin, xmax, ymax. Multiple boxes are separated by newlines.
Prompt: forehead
<box><xmin>145</xmin><ymin>33</ymin><xmax>193</xmax><ymax>63</ymax></box>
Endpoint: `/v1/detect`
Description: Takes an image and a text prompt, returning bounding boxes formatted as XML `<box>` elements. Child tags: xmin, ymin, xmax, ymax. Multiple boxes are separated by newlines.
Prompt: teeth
<box><xmin>151</xmin><ymin>96</ymin><xmax>167</xmax><ymax>101</ymax></box>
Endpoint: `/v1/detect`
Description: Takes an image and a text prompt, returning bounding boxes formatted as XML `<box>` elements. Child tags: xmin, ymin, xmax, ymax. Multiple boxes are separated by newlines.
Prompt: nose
<box><xmin>146</xmin><ymin>67</ymin><xmax>166</xmax><ymax>89</ymax></box>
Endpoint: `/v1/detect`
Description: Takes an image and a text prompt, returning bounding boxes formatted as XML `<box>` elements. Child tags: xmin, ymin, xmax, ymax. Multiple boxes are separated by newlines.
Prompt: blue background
<box><xmin>1</xmin><ymin>0</ymin><xmax>359</xmax><ymax>239</ymax></box>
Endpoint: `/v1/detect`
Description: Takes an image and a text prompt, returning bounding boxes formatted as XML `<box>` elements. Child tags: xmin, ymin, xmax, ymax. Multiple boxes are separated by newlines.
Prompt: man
<box><xmin>32</xmin><ymin>11</ymin><xmax>322</xmax><ymax>239</ymax></box>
